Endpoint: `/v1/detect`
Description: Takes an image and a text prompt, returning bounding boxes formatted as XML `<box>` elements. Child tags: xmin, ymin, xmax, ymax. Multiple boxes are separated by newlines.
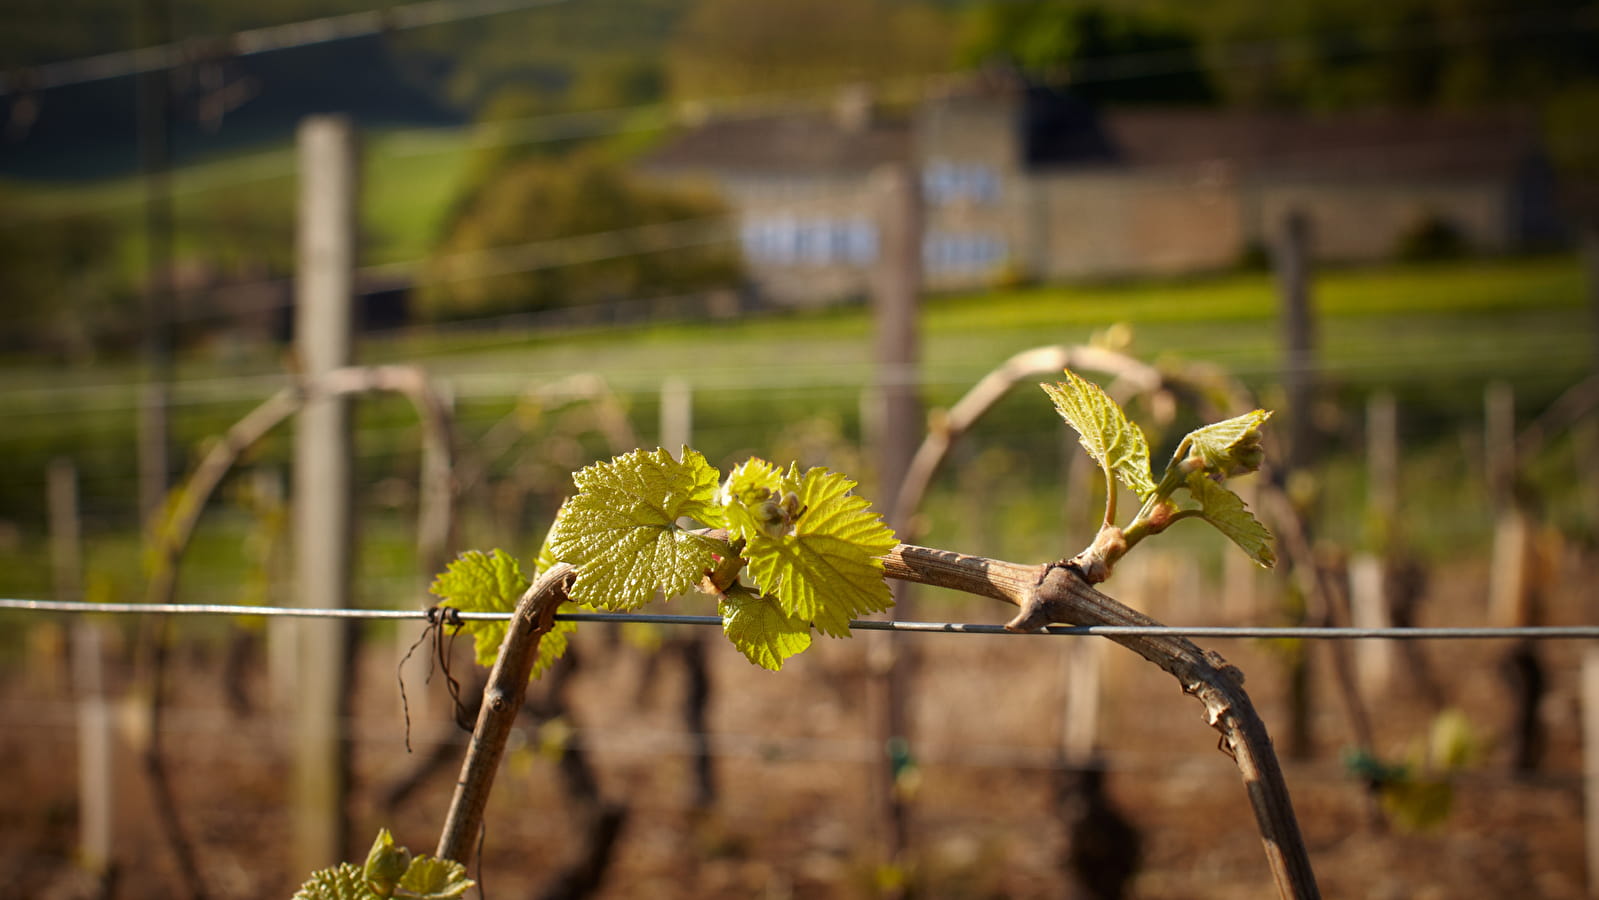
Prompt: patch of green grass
<box><xmin>0</xmin><ymin>125</ymin><xmax>479</xmax><ymax>279</ymax></box>
<box><xmin>0</xmin><ymin>254</ymin><xmax>1588</xmax><ymax>609</ymax></box>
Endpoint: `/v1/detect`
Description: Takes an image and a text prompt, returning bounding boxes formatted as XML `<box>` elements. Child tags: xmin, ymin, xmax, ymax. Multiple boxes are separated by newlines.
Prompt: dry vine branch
<box><xmin>145</xmin><ymin>364</ymin><xmax>455</xmax><ymax>609</ymax></box>
<box><xmin>1516</xmin><ymin>371</ymin><xmax>1599</xmax><ymax>461</ymax></box>
<box><xmin>137</xmin><ymin>365</ymin><xmax>455</xmax><ymax>896</ymax></box>
<box><xmin>892</xmin><ymin>344</ymin><xmax>1173</xmax><ymax>535</ymax></box>
<box><xmin>897</xmin><ymin>343</ymin><xmax>1375</xmax><ymax>779</ymax></box>
<box><xmin>439</xmin><ymin>546</ymin><xmax>1319</xmax><ymax>900</ymax></box>
<box><xmin>436</xmin><ymin>562</ymin><xmax>575</xmax><ymax>863</ymax></box>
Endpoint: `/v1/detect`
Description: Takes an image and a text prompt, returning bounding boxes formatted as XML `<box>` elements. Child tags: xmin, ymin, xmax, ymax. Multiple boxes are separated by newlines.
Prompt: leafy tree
<box><xmin>959</xmin><ymin>0</ymin><xmax>1216</xmax><ymax>105</ymax></box>
<box><xmin>1138</xmin><ymin>0</ymin><xmax>1599</xmax><ymax>109</ymax></box>
<box><xmin>415</xmin><ymin>152</ymin><xmax>741</xmax><ymax>322</ymax></box>
<box><xmin>666</xmin><ymin>0</ymin><xmax>953</xmax><ymax>104</ymax></box>
<box><xmin>1546</xmin><ymin>85</ymin><xmax>1599</xmax><ymax>227</ymax></box>
<box><xmin>0</xmin><ymin>208</ymin><xmax>132</xmax><ymax>360</ymax></box>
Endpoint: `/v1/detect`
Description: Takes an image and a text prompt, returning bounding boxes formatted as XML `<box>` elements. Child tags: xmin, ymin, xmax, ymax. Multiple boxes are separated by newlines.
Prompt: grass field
<box><xmin>0</xmin><ymin>253</ymin><xmax>1590</xmax><ymax>620</ymax></box>
<box><xmin>1</xmin><ymin>125</ymin><xmax>477</xmax><ymax>270</ymax></box>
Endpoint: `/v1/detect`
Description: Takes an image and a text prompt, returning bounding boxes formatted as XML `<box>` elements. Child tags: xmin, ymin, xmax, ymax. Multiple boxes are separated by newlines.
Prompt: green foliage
<box><xmin>292</xmin><ymin>864</ymin><xmax>369</xmax><ymax>900</ymax></box>
<box><xmin>1042</xmin><ymin>371</ymin><xmax>1157</xmax><ymax>501</ymax></box>
<box><xmin>1046</xmin><ymin>369</ymin><xmax>1274</xmax><ymax>578</ymax></box>
<box><xmin>667</xmin><ymin>0</ymin><xmax>951</xmax><ymax>103</ymax></box>
<box><xmin>1346</xmin><ymin>709</ymin><xmax>1482</xmax><ymax>832</ymax></box>
<box><xmin>395</xmin><ymin>858</ymin><xmax>475</xmax><ymax>900</ymax></box>
<box><xmin>1186</xmin><ymin>473</ymin><xmax>1275</xmax><ymax>567</ymax></box>
<box><xmin>0</xmin><ymin>203</ymin><xmax>133</xmax><ymax>360</ymax></box>
<box><xmin>1547</xmin><ymin>85</ymin><xmax>1599</xmax><ymax>192</ymax></box>
<box><xmin>1394</xmin><ymin>214</ymin><xmax>1470</xmax><ymax>262</ymax></box>
<box><xmin>363</xmin><ymin>828</ymin><xmax>412</xmax><ymax>897</ymax></box>
<box><xmin>549</xmin><ymin>447</ymin><xmax>724</xmax><ymax>610</ymax></box>
<box><xmin>444</xmin><ymin>445</ymin><xmax>897</xmax><ymax>674</ymax></box>
<box><xmin>1181</xmin><ymin>409</ymin><xmax>1270</xmax><ymax>479</ymax></box>
<box><xmin>730</xmin><ymin>463</ymin><xmax>898</xmax><ymax>638</ymax></box>
<box><xmin>718</xmin><ymin>584</ymin><xmax>812</xmax><ymax>670</ymax></box>
<box><xmin>416</xmin><ymin>153</ymin><xmax>742</xmax><ymax>323</ymax></box>
<box><xmin>429</xmin><ymin>549</ymin><xmax>575</xmax><ymax>678</ymax></box>
<box><xmin>430</xmin><ymin>549</ymin><xmax>529</xmax><ymax>667</ymax></box>
<box><xmin>293</xmin><ymin>830</ymin><xmax>472</xmax><ymax>900</ymax></box>
<box><xmin>959</xmin><ymin>1</ymin><xmax>1215</xmax><ymax>105</ymax></box>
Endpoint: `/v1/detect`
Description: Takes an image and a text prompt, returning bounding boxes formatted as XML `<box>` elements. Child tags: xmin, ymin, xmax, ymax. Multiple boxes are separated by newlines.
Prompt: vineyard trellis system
<box><xmin>7</xmin><ymin>599</ymin><xmax>1599</xmax><ymax>642</ymax></box>
<box><xmin>15</xmin><ymin>329</ymin><xmax>1599</xmax><ymax>900</ymax></box>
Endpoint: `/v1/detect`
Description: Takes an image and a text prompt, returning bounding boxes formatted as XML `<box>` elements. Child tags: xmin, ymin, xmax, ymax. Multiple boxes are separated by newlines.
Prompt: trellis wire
<box><xmin>3</xmin><ymin>598</ymin><xmax>1597</xmax><ymax>640</ymax></box>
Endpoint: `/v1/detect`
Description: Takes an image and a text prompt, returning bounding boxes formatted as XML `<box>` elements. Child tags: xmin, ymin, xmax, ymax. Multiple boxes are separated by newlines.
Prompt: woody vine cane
<box><xmin>416</xmin><ymin>368</ymin><xmax>1319</xmax><ymax>900</ymax></box>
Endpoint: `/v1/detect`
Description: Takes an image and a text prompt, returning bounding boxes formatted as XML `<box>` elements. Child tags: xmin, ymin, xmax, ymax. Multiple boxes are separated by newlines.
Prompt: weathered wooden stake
<box><xmin>867</xmin><ymin>162</ymin><xmax>923</xmax><ymax>871</ymax></box>
<box><xmin>1352</xmin><ymin>392</ymin><xmax>1399</xmax><ymax>696</ymax></box>
<box><xmin>661</xmin><ymin>376</ymin><xmax>715</xmax><ymax>808</ymax></box>
<box><xmin>1485</xmin><ymin>382</ymin><xmax>1516</xmax><ymax>511</ymax></box>
<box><xmin>51</xmin><ymin>459</ymin><xmax>114</xmax><ymax>878</ymax></box>
<box><xmin>1367</xmin><ymin>391</ymin><xmax>1399</xmax><ymax>532</ymax></box>
<box><xmin>292</xmin><ymin>114</ymin><xmax>359</xmax><ymax>873</ymax></box>
<box><xmin>1348</xmin><ymin>555</ymin><xmax>1392</xmax><ymax>696</ymax></box>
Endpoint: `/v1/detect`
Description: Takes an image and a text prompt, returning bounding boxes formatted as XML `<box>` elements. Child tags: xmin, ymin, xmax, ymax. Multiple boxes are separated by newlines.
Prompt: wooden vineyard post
<box><xmin>51</xmin><ymin>459</ymin><xmax>115</xmax><ymax>882</ymax></box>
<box><xmin>1351</xmin><ymin>392</ymin><xmax>1398</xmax><ymax>699</ymax></box>
<box><xmin>1059</xmin><ymin>423</ymin><xmax>1105</xmax><ymax>762</ymax></box>
<box><xmin>662</xmin><ymin>376</ymin><xmax>716</xmax><ymax>809</ymax></box>
<box><xmin>1486</xmin><ymin>383</ymin><xmax>1536</xmax><ymax>627</ymax></box>
<box><xmin>292</xmin><ymin>114</ymin><xmax>359</xmax><ymax>873</ymax></box>
<box><xmin>867</xmin><ymin>161</ymin><xmax>923</xmax><ymax>872</ymax></box>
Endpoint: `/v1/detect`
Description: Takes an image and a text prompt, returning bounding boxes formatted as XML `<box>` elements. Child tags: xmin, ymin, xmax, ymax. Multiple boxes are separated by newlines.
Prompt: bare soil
<box><xmin>2</xmin><ymin>551</ymin><xmax>1592</xmax><ymax>899</ymax></box>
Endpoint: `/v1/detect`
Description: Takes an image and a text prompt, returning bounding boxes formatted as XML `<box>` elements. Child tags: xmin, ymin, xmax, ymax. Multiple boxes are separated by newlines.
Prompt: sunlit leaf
<box><xmin>292</xmin><ymin>863</ymin><xmax>370</xmax><ymax>900</ymax></box>
<box><xmin>740</xmin><ymin>465</ymin><xmax>897</xmax><ymax>637</ymax></box>
<box><xmin>550</xmin><ymin>447</ymin><xmax>723</xmax><ymax>610</ymax></box>
<box><xmin>430</xmin><ymin>548</ymin><xmax>573</xmax><ymax>678</ymax></box>
<box><xmin>719</xmin><ymin>584</ymin><xmax>813</xmax><ymax>671</ymax></box>
<box><xmin>717</xmin><ymin>457</ymin><xmax>790</xmax><ymax>543</ymax></box>
<box><xmin>1042</xmin><ymin>370</ymin><xmax>1156</xmax><ymax>498</ymax></box>
<box><xmin>1184</xmin><ymin>409</ymin><xmax>1271</xmax><ymax>478</ymax></box>
<box><xmin>396</xmin><ymin>856</ymin><xmax>473</xmax><ymax>900</ymax></box>
<box><xmin>1187</xmin><ymin>473</ymin><xmax>1275</xmax><ymax>568</ymax></box>
<box><xmin>363</xmin><ymin>828</ymin><xmax>411</xmax><ymax>898</ymax></box>
<box><xmin>430</xmin><ymin>549</ymin><xmax>530</xmax><ymax>668</ymax></box>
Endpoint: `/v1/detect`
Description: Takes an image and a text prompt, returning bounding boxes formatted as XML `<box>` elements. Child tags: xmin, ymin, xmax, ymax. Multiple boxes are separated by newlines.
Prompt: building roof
<box><xmin>1040</xmin><ymin>106</ymin><xmax>1543</xmax><ymax>180</ymax></box>
<box><xmin>642</xmin><ymin>80</ymin><xmax>1542</xmax><ymax>184</ymax></box>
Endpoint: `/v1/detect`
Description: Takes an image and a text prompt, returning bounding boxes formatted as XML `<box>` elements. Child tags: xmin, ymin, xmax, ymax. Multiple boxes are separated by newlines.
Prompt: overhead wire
<box><xmin>0</xmin><ymin>0</ymin><xmax>575</xmax><ymax>95</ymax></box>
<box><xmin>4</xmin><ymin>598</ymin><xmax>1599</xmax><ymax>641</ymax></box>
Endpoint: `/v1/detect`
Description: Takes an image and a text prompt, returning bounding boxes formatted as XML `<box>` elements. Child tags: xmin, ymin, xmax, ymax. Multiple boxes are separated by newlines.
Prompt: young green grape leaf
<box><xmin>741</xmin><ymin>465</ymin><xmax>897</xmax><ymax>637</ymax></box>
<box><xmin>531</xmin><ymin>516</ymin><xmax>580</xmax><ymax>678</ymax></box>
<box><xmin>363</xmin><ymin>829</ymin><xmax>411</xmax><ymax>898</ymax></box>
<box><xmin>430</xmin><ymin>549</ymin><xmax>530</xmax><ymax>668</ymax></box>
<box><xmin>430</xmin><ymin>548</ymin><xmax>572</xmax><ymax>678</ymax></box>
<box><xmin>1042</xmin><ymin>370</ymin><xmax>1157</xmax><ymax>498</ymax></box>
<box><xmin>550</xmin><ymin>447</ymin><xmax>723</xmax><ymax>610</ymax></box>
<box><xmin>1380</xmin><ymin>776</ymin><xmax>1454</xmax><ymax>832</ymax></box>
<box><xmin>1187</xmin><ymin>473</ymin><xmax>1275</xmax><ymax>568</ymax></box>
<box><xmin>292</xmin><ymin>864</ymin><xmax>370</xmax><ymax>900</ymax></box>
<box><xmin>1183</xmin><ymin>409</ymin><xmax>1271</xmax><ymax>478</ymax></box>
<box><xmin>717</xmin><ymin>457</ymin><xmax>790</xmax><ymax>542</ymax></box>
<box><xmin>719</xmin><ymin>583</ymin><xmax>813</xmax><ymax>671</ymax></box>
<box><xmin>395</xmin><ymin>857</ymin><xmax>473</xmax><ymax>900</ymax></box>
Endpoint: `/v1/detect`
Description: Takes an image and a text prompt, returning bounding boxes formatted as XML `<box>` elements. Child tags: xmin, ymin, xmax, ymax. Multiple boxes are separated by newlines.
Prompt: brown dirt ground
<box><xmin>2</xmin><ymin>551</ymin><xmax>1593</xmax><ymax>899</ymax></box>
